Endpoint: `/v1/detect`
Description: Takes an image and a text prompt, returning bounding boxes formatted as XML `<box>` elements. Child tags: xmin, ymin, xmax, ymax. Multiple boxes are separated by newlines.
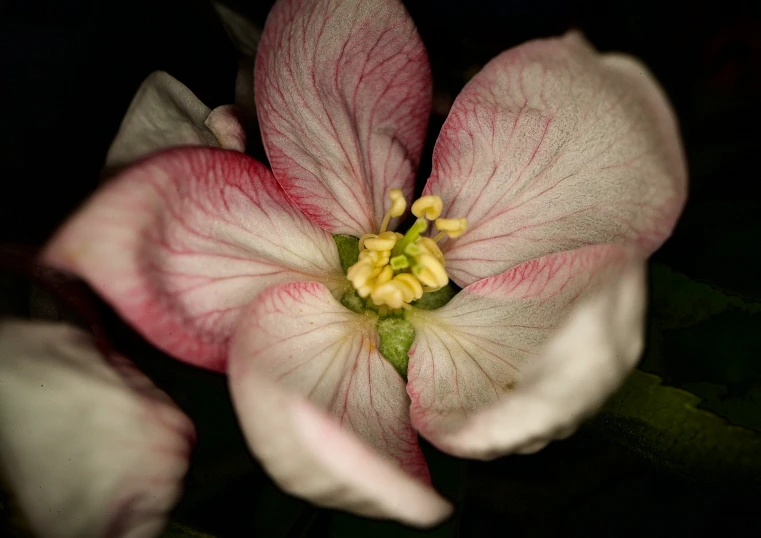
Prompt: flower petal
<box><xmin>406</xmin><ymin>243</ymin><xmax>645</xmax><ymax>456</ymax></box>
<box><xmin>43</xmin><ymin>147</ymin><xmax>343</xmax><ymax>371</ymax></box>
<box><xmin>0</xmin><ymin>320</ymin><xmax>195</xmax><ymax>538</ymax></box>
<box><xmin>256</xmin><ymin>0</ymin><xmax>432</xmax><ymax>236</ymax></box>
<box><xmin>229</xmin><ymin>281</ymin><xmax>451</xmax><ymax>526</ymax></box>
<box><xmin>212</xmin><ymin>2</ymin><xmax>262</xmax><ymax>130</ymax></box>
<box><xmin>105</xmin><ymin>71</ymin><xmax>246</xmax><ymax>172</ymax></box>
<box><xmin>425</xmin><ymin>32</ymin><xmax>686</xmax><ymax>286</ymax></box>
<box><xmin>439</xmin><ymin>259</ymin><xmax>646</xmax><ymax>459</ymax></box>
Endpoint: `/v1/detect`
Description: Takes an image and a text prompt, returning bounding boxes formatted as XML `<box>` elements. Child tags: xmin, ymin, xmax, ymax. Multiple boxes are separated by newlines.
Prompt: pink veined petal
<box><xmin>425</xmin><ymin>32</ymin><xmax>687</xmax><ymax>286</ymax></box>
<box><xmin>43</xmin><ymin>147</ymin><xmax>344</xmax><ymax>372</ymax></box>
<box><xmin>435</xmin><ymin>259</ymin><xmax>646</xmax><ymax>459</ymax></box>
<box><xmin>105</xmin><ymin>71</ymin><xmax>246</xmax><ymax>172</ymax></box>
<box><xmin>406</xmin><ymin>243</ymin><xmax>643</xmax><ymax>454</ymax></box>
<box><xmin>0</xmin><ymin>320</ymin><xmax>195</xmax><ymax>538</ymax></box>
<box><xmin>256</xmin><ymin>0</ymin><xmax>432</xmax><ymax>236</ymax></box>
<box><xmin>229</xmin><ymin>281</ymin><xmax>451</xmax><ymax>526</ymax></box>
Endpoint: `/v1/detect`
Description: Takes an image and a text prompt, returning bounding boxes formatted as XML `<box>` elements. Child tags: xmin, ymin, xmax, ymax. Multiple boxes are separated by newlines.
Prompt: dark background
<box><xmin>1</xmin><ymin>0</ymin><xmax>760</xmax><ymax>536</ymax></box>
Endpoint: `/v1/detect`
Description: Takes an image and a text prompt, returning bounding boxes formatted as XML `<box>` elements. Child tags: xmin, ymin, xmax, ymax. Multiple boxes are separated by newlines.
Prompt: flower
<box><xmin>0</xmin><ymin>320</ymin><xmax>195</xmax><ymax>538</ymax></box>
<box><xmin>41</xmin><ymin>0</ymin><xmax>686</xmax><ymax>528</ymax></box>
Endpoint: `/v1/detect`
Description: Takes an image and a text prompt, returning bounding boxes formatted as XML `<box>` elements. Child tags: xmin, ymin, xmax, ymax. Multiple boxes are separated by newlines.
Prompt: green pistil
<box><xmin>390</xmin><ymin>255</ymin><xmax>409</xmax><ymax>270</ymax></box>
<box><xmin>391</xmin><ymin>219</ymin><xmax>427</xmax><ymax>258</ymax></box>
<box><xmin>404</xmin><ymin>242</ymin><xmax>423</xmax><ymax>257</ymax></box>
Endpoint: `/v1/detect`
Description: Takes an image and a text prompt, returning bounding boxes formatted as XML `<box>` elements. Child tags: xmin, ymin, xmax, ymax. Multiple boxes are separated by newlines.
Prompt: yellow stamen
<box><xmin>358</xmin><ymin>233</ymin><xmax>375</xmax><ymax>251</ymax></box>
<box><xmin>364</xmin><ymin>231</ymin><xmax>398</xmax><ymax>252</ymax></box>
<box><xmin>346</xmin><ymin>190</ymin><xmax>466</xmax><ymax>312</ymax></box>
<box><xmin>412</xmin><ymin>254</ymin><xmax>448</xmax><ymax>289</ymax></box>
<box><xmin>358</xmin><ymin>250</ymin><xmax>390</xmax><ymax>267</ymax></box>
<box><xmin>357</xmin><ymin>284</ymin><xmax>374</xmax><ymax>298</ymax></box>
<box><xmin>372</xmin><ymin>281</ymin><xmax>405</xmax><ymax>309</ymax></box>
<box><xmin>433</xmin><ymin>217</ymin><xmax>468</xmax><ymax>241</ymax></box>
<box><xmin>416</xmin><ymin>237</ymin><xmax>445</xmax><ymax>266</ymax></box>
<box><xmin>347</xmin><ymin>262</ymin><xmax>374</xmax><ymax>289</ymax></box>
<box><xmin>379</xmin><ymin>189</ymin><xmax>407</xmax><ymax>233</ymax></box>
<box><xmin>411</xmin><ymin>195</ymin><xmax>443</xmax><ymax>220</ymax></box>
<box><xmin>375</xmin><ymin>265</ymin><xmax>393</xmax><ymax>286</ymax></box>
<box><xmin>393</xmin><ymin>273</ymin><xmax>424</xmax><ymax>301</ymax></box>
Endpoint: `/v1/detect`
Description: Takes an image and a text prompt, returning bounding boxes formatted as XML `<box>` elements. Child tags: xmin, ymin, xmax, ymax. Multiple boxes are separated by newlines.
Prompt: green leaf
<box><xmin>649</xmin><ymin>264</ymin><xmax>761</xmax><ymax>330</ymax></box>
<box><xmin>660</xmin><ymin>309</ymin><xmax>761</xmax><ymax>385</ymax></box>
<box><xmin>333</xmin><ymin>234</ymin><xmax>360</xmax><ymax>274</ymax></box>
<box><xmin>641</xmin><ymin>265</ymin><xmax>761</xmax><ymax>395</ymax></box>
<box><xmin>681</xmin><ymin>381</ymin><xmax>761</xmax><ymax>431</ymax></box>
<box><xmin>589</xmin><ymin>370</ymin><xmax>761</xmax><ymax>487</ymax></box>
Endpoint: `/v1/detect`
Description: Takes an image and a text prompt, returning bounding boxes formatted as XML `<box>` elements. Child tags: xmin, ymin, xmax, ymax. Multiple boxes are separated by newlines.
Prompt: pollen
<box><xmin>346</xmin><ymin>190</ymin><xmax>467</xmax><ymax>313</ymax></box>
<box><xmin>411</xmin><ymin>195</ymin><xmax>443</xmax><ymax>221</ymax></box>
<box><xmin>433</xmin><ymin>217</ymin><xmax>468</xmax><ymax>241</ymax></box>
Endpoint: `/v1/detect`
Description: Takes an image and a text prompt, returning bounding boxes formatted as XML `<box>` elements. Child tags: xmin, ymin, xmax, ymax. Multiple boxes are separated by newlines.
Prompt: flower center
<box><xmin>346</xmin><ymin>189</ymin><xmax>467</xmax><ymax>316</ymax></box>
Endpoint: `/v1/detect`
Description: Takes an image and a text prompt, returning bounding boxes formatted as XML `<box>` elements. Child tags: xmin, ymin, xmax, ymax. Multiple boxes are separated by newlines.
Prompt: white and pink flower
<box><xmin>40</xmin><ymin>0</ymin><xmax>686</xmax><ymax>528</ymax></box>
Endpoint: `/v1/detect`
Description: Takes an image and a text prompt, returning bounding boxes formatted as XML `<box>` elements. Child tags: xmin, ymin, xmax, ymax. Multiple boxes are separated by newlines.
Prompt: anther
<box><xmin>372</xmin><ymin>282</ymin><xmax>405</xmax><ymax>310</ymax></box>
<box><xmin>375</xmin><ymin>265</ymin><xmax>393</xmax><ymax>286</ymax></box>
<box><xmin>393</xmin><ymin>274</ymin><xmax>424</xmax><ymax>301</ymax></box>
<box><xmin>416</xmin><ymin>237</ymin><xmax>445</xmax><ymax>265</ymax></box>
<box><xmin>364</xmin><ymin>231</ymin><xmax>397</xmax><ymax>252</ymax></box>
<box><xmin>411</xmin><ymin>195</ymin><xmax>443</xmax><ymax>221</ymax></box>
<box><xmin>346</xmin><ymin>189</ymin><xmax>467</xmax><ymax>312</ymax></box>
<box><xmin>379</xmin><ymin>189</ymin><xmax>407</xmax><ymax>233</ymax></box>
<box><xmin>412</xmin><ymin>254</ymin><xmax>448</xmax><ymax>289</ymax></box>
<box><xmin>433</xmin><ymin>217</ymin><xmax>468</xmax><ymax>242</ymax></box>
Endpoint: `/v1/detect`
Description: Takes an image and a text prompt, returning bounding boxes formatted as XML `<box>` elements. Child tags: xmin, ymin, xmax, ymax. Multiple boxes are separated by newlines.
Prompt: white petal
<box><xmin>105</xmin><ymin>71</ymin><xmax>245</xmax><ymax>171</ymax></box>
<box><xmin>255</xmin><ymin>0</ymin><xmax>431</xmax><ymax>236</ymax></box>
<box><xmin>43</xmin><ymin>148</ymin><xmax>344</xmax><ymax>372</ymax></box>
<box><xmin>406</xmin><ymin>244</ymin><xmax>645</xmax><ymax>457</ymax></box>
<box><xmin>0</xmin><ymin>321</ymin><xmax>195</xmax><ymax>538</ymax></box>
<box><xmin>425</xmin><ymin>32</ymin><xmax>686</xmax><ymax>286</ymax></box>
<box><xmin>228</xmin><ymin>281</ymin><xmax>451</xmax><ymax>527</ymax></box>
<box><xmin>437</xmin><ymin>259</ymin><xmax>646</xmax><ymax>459</ymax></box>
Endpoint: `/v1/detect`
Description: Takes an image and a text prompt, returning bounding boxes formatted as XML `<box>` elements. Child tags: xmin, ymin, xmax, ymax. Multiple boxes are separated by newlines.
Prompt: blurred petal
<box><xmin>0</xmin><ymin>320</ymin><xmax>194</xmax><ymax>538</ymax></box>
<box><xmin>425</xmin><ymin>32</ymin><xmax>686</xmax><ymax>286</ymax></box>
<box><xmin>212</xmin><ymin>1</ymin><xmax>260</xmax><ymax>58</ymax></box>
<box><xmin>106</xmin><ymin>71</ymin><xmax>245</xmax><ymax>172</ymax></box>
<box><xmin>229</xmin><ymin>281</ymin><xmax>451</xmax><ymax>526</ymax></box>
<box><xmin>406</xmin><ymin>244</ymin><xmax>643</xmax><ymax>453</ymax></box>
<box><xmin>43</xmin><ymin>147</ymin><xmax>343</xmax><ymax>371</ymax></box>
<box><xmin>256</xmin><ymin>0</ymin><xmax>431</xmax><ymax>236</ymax></box>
